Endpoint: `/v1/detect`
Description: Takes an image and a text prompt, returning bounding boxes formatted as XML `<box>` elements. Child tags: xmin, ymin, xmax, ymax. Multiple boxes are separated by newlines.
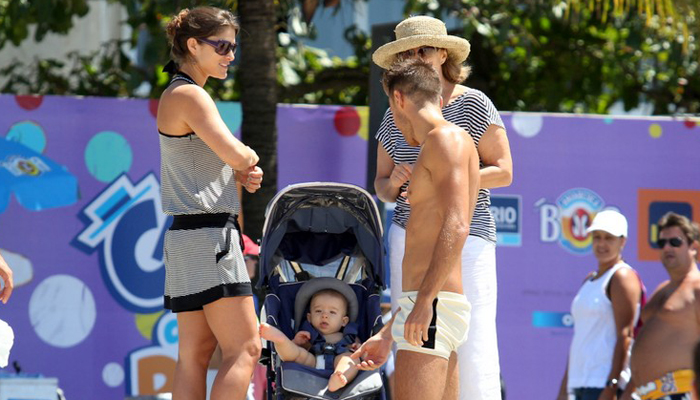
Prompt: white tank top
<box><xmin>567</xmin><ymin>261</ymin><xmax>637</xmax><ymax>390</ymax></box>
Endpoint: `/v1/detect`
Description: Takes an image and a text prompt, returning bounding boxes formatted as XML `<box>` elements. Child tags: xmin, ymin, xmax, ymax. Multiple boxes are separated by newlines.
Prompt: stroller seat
<box><xmin>258</xmin><ymin>183</ymin><xmax>388</xmax><ymax>400</ymax></box>
<box><xmin>262</xmin><ymin>276</ymin><xmax>384</xmax><ymax>400</ymax></box>
<box><xmin>280</xmin><ymin>362</ymin><xmax>382</xmax><ymax>400</ymax></box>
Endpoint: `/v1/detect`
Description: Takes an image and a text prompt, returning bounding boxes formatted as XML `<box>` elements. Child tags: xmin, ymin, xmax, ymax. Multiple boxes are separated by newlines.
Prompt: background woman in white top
<box><xmin>557</xmin><ymin>210</ymin><xmax>643</xmax><ymax>400</ymax></box>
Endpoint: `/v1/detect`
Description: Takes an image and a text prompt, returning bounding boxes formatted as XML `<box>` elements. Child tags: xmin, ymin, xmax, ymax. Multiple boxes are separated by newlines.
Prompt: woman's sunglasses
<box><xmin>198</xmin><ymin>38</ymin><xmax>237</xmax><ymax>56</ymax></box>
<box><xmin>397</xmin><ymin>46</ymin><xmax>438</xmax><ymax>61</ymax></box>
<box><xmin>657</xmin><ymin>237</ymin><xmax>684</xmax><ymax>248</ymax></box>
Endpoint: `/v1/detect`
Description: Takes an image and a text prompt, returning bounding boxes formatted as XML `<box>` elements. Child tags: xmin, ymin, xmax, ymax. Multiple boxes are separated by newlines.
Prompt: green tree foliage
<box><xmin>0</xmin><ymin>0</ymin><xmax>89</xmax><ymax>48</ymax></box>
<box><xmin>1</xmin><ymin>0</ymin><xmax>698</xmax><ymax>114</ymax></box>
<box><xmin>0</xmin><ymin>0</ymin><xmax>367</xmax><ymax>105</ymax></box>
<box><xmin>404</xmin><ymin>0</ymin><xmax>700</xmax><ymax>114</ymax></box>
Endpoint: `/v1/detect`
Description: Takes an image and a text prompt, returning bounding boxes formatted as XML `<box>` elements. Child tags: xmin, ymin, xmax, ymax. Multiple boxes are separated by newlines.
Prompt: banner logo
<box><xmin>537</xmin><ymin>188</ymin><xmax>605</xmax><ymax>255</ymax></box>
<box><xmin>532</xmin><ymin>311</ymin><xmax>573</xmax><ymax>328</ymax></box>
<box><xmin>637</xmin><ymin>189</ymin><xmax>700</xmax><ymax>261</ymax></box>
<box><xmin>73</xmin><ymin>173</ymin><xmax>170</xmax><ymax>313</ymax></box>
<box><xmin>2</xmin><ymin>155</ymin><xmax>50</xmax><ymax>177</ymax></box>
<box><xmin>490</xmin><ymin>195</ymin><xmax>522</xmax><ymax>247</ymax></box>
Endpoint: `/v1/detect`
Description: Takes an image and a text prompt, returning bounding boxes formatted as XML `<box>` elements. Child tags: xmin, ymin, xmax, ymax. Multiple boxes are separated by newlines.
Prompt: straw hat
<box><xmin>372</xmin><ymin>16</ymin><xmax>471</xmax><ymax>70</ymax></box>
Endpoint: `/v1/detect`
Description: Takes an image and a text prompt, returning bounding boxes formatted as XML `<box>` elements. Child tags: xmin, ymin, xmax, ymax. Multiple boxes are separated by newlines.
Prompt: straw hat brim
<box><xmin>372</xmin><ymin>34</ymin><xmax>471</xmax><ymax>70</ymax></box>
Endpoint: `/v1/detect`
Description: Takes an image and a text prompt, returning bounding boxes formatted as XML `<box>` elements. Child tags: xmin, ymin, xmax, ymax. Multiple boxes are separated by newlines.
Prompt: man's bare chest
<box><xmin>406</xmin><ymin>164</ymin><xmax>434</xmax><ymax>209</ymax></box>
<box><xmin>644</xmin><ymin>287</ymin><xmax>697</xmax><ymax>323</ymax></box>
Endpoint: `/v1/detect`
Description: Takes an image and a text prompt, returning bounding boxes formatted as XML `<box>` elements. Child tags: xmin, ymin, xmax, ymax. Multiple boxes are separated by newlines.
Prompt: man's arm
<box><xmin>415</xmin><ymin>130</ymin><xmax>472</xmax><ymax>304</ymax></box>
<box><xmin>404</xmin><ymin>130</ymin><xmax>475</xmax><ymax>346</ymax></box>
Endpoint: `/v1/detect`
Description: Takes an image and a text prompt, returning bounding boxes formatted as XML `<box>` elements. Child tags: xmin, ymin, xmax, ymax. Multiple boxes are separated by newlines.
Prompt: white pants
<box><xmin>388</xmin><ymin>223</ymin><xmax>501</xmax><ymax>400</ymax></box>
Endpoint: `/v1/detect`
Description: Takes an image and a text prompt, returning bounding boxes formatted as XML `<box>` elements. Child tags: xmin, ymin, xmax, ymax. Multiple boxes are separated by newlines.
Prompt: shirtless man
<box><xmin>351</xmin><ymin>58</ymin><xmax>479</xmax><ymax>400</ymax></box>
<box><xmin>622</xmin><ymin>212</ymin><xmax>700</xmax><ymax>400</ymax></box>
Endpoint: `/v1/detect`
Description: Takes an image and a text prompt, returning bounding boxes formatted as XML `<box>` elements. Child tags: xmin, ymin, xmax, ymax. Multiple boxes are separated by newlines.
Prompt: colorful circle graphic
<box><xmin>334</xmin><ymin>107</ymin><xmax>361</xmax><ymax>137</ymax></box>
<box><xmin>102</xmin><ymin>362</ymin><xmax>125</xmax><ymax>387</ymax></box>
<box><xmin>649</xmin><ymin>124</ymin><xmax>662</xmax><ymax>138</ymax></box>
<box><xmin>135</xmin><ymin>311</ymin><xmax>165</xmax><ymax>340</ymax></box>
<box><xmin>216</xmin><ymin>102</ymin><xmax>243</xmax><ymax>136</ymax></box>
<box><xmin>149</xmin><ymin>99</ymin><xmax>159</xmax><ymax>118</ymax></box>
<box><xmin>6</xmin><ymin>121</ymin><xmax>47</xmax><ymax>153</ymax></box>
<box><xmin>15</xmin><ymin>95</ymin><xmax>44</xmax><ymax>111</ymax></box>
<box><xmin>28</xmin><ymin>274</ymin><xmax>97</xmax><ymax>348</ymax></box>
<box><xmin>85</xmin><ymin>131</ymin><xmax>133</xmax><ymax>182</ymax></box>
<box><xmin>356</xmin><ymin>107</ymin><xmax>369</xmax><ymax>140</ymax></box>
<box><xmin>511</xmin><ymin>114</ymin><xmax>543</xmax><ymax>138</ymax></box>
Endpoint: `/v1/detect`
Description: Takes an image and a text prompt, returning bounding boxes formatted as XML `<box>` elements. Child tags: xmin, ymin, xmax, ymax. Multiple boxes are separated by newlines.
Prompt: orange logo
<box><xmin>638</xmin><ymin>189</ymin><xmax>700</xmax><ymax>261</ymax></box>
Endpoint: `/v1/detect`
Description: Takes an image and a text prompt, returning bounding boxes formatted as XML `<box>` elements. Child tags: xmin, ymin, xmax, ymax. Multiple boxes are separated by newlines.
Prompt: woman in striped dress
<box><xmin>157</xmin><ymin>7</ymin><xmax>263</xmax><ymax>400</ymax></box>
<box><xmin>372</xmin><ymin>16</ymin><xmax>513</xmax><ymax>400</ymax></box>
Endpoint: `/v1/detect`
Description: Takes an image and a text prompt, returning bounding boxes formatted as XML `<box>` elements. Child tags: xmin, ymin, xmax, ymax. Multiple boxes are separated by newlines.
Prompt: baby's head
<box><xmin>307</xmin><ymin>289</ymin><xmax>350</xmax><ymax>335</ymax></box>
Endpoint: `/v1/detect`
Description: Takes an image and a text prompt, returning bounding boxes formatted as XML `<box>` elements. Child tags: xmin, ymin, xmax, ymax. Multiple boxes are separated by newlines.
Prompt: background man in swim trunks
<box><xmin>621</xmin><ymin>212</ymin><xmax>700</xmax><ymax>400</ymax></box>
<box><xmin>352</xmin><ymin>58</ymin><xmax>479</xmax><ymax>400</ymax></box>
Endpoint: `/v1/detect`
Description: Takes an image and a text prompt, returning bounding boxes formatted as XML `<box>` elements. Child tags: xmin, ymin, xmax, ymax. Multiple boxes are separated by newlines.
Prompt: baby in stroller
<box><xmin>260</xmin><ymin>280</ymin><xmax>360</xmax><ymax>392</ymax></box>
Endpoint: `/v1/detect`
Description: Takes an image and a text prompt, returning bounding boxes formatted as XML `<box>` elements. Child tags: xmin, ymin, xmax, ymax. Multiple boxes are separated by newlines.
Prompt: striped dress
<box><xmin>159</xmin><ymin>73</ymin><xmax>250</xmax><ymax>312</ymax></box>
<box><xmin>376</xmin><ymin>88</ymin><xmax>504</xmax><ymax>244</ymax></box>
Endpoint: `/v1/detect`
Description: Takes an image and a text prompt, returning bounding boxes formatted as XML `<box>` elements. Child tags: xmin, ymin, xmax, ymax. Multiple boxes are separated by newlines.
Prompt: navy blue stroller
<box><xmin>258</xmin><ymin>183</ymin><xmax>388</xmax><ymax>400</ymax></box>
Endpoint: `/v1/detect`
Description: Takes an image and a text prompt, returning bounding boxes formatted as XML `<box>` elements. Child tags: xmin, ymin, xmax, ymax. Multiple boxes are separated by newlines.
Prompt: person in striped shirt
<box><xmin>372</xmin><ymin>15</ymin><xmax>513</xmax><ymax>400</ymax></box>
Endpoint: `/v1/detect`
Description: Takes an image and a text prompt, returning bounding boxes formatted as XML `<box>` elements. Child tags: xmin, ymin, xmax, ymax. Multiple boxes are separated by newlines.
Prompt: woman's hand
<box><xmin>236</xmin><ymin>166</ymin><xmax>263</xmax><ymax>193</ymax></box>
<box><xmin>389</xmin><ymin>162</ymin><xmax>413</xmax><ymax>190</ymax></box>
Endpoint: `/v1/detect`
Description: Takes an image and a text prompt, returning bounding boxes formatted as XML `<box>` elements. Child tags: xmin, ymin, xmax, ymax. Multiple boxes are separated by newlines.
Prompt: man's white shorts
<box><xmin>392</xmin><ymin>291</ymin><xmax>471</xmax><ymax>360</ymax></box>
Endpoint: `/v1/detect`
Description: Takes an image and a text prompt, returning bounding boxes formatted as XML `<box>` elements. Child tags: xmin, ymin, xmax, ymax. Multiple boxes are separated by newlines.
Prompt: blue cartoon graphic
<box><xmin>0</xmin><ymin>136</ymin><xmax>78</xmax><ymax>213</ymax></box>
<box><xmin>74</xmin><ymin>173</ymin><xmax>170</xmax><ymax>313</ymax></box>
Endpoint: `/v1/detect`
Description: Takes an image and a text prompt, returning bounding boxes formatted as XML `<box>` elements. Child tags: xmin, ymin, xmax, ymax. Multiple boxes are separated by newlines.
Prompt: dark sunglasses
<box><xmin>198</xmin><ymin>38</ymin><xmax>237</xmax><ymax>56</ymax></box>
<box><xmin>657</xmin><ymin>237</ymin><xmax>684</xmax><ymax>248</ymax></box>
<box><xmin>397</xmin><ymin>46</ymin><xmax>438</xmax><ymax>61</ymax></box>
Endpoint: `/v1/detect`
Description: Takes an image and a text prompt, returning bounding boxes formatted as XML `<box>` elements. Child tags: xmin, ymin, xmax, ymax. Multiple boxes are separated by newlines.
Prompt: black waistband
<box><xmin>170</xmin><ymin>213</ymin><xmax>239</xmax><ymax>230</ymax></box>
<box><xmin>169</xmin><ymin>213</ymin><xmax>245</xmax><ymax>252</ymax></box>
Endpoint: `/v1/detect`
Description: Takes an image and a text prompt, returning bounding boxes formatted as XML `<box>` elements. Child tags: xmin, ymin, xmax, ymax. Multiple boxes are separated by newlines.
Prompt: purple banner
<box><xmin>0</xmin><ymin>95</ymin><xmax>368</xmax><ymax>399</ymax></box>
<box><xmin>494</xmin><ymin>113</ymin><xmax>700</xmax><ymax>398</ymax></box>
<box><xmin>0</xmin><ymin>94</ymin><xmax>698</xmax><ymax>399</ymax></box>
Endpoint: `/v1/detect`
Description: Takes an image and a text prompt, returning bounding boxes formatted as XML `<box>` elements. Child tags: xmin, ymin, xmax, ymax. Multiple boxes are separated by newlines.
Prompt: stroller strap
<box><xmin>304</xmin><ymin>322</ymin><xmax>359</xmax><ymax>370</ymax></box>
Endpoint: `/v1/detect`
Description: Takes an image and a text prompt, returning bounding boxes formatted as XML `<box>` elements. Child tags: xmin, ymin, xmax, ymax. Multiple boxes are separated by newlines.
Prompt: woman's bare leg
<box><xmin>205</xmin><ymin>296</ymin><xmax>262</xmax><ymax>400</ymax></box>
<box><xmin>172</xmin><ymin>310</ymin><xmax>218</xmax><ymax>400</ymax></box>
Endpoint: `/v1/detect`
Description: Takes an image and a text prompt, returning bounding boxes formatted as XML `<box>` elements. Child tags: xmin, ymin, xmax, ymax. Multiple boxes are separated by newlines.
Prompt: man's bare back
<box><xmin>402</xmin><ymin>122</ymin><xmax>479</xmax><ymax>294</ymax></box>
<box><xmin>630</xmin><ymin>272</ymin><xmax>700</xmax><ymax>384</ymax></box>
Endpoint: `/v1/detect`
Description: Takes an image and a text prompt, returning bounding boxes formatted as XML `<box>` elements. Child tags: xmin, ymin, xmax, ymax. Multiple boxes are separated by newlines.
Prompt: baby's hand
<box><xmin>293</xmin><ymin>331</ymin><xmax>311</xmax><ymax>347</ymax></box>
<box><xmin>348</xmin><ymin>338</ymin><xmax>361</xmax><ymax>352</ymax></box>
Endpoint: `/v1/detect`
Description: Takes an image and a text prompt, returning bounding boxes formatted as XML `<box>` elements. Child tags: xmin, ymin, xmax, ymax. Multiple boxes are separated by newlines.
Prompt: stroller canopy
<box><xmin>258</xmin><ymin>182</ymin><xmax>384</xmax><ymax>288</ymax></box>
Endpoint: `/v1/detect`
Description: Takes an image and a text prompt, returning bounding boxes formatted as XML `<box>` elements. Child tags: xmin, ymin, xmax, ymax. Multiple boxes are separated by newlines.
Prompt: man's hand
<box><xmin>236</xmin><ymin>166</ymin><xmax>263</xmax><ymax>193</ymax></box>
<box><xmin>389</xmin><ymin>163</ymin><xmax>413</xmax><ymax>189</ymax></box>
<box><xmin>0</xmin><ymin>254</ymin><xmax>13</xmax><ymax>304</ymax></box>
<box><xmin>351</xmin><ymin>332</ymin><xmax>393</xmax><ymax>371</ymax></box>
<box><xmin>292</xmin><ymin>331</ymin><xmax>311</xmax><ymax>349</ymax></box>
<box><xmin>404</xmin><ymin>298</ymin><xmax>433</xmax><ymax>347</ymax></box>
